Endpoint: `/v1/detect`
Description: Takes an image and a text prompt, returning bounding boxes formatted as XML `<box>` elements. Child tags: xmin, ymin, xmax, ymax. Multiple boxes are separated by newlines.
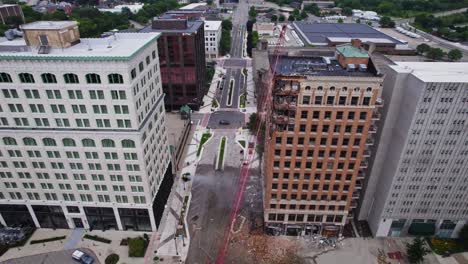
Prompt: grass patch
<box><xmin>197</xmin><ymin>133</ymin><xmax>212</xmax><ymax>156</ymax></box>
<box><xmin>218</xmin><ymin>137</ymin><xmax>226</xmax><ymax>169</ymax></box>
<box><xmin>84</xmin><ymin>234</ymin><xmax>111</xmax><ymax>244</ymax></box>
<box><xmin>239</xmin><ymin>92</ymin><xmax>246</xmax><ymax>108</ymax></box>
<box><xmin>105</xmin><ymin>253</ymin><xmax>119</xmax><ymax>264</ymax></box>
<box><xmin>426</xmin><ymin>237</ymin><xmax>465</xmax><ymax>256</ymax></box>
<box><xmin>228</xmin><ymin>79</ymin><xmax>234</xmax><ymax>105</ymax></box>
<box><xmin>30</xmin><ymin>236</ymin><xmax>66</xmax><ymax>244</ymax></box>
<box><xmin>128</xmin><ymin>237</ymin><xmax>147</xmax><ymax>257</ymax></box>
<box><xmin>238</xmin><ymin>140</ymin><xmax>246</xmax><ymax>148</ymax></box>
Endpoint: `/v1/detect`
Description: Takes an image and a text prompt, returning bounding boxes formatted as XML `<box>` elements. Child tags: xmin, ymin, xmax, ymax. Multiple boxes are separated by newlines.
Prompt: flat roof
<box><xmin>336</xmin><ymin>44</ymin><xmax>369</xmax><ymax>58</ymax></box>
<box><xmin>141</xmin><ymin>20</ymin><xmax>203</xmax><ymax>34</ymax></box>
<box><xmin>20</xmin><ymin>21</ymin><xmax>77</xmax><ymax>30</ymax></box>
<box><xmin>179</xmin><ymin>3</ymin><xmax>206</xmax><ymax>10</ymax></box>
<box><xmin>0</xmin><ymin>32</ymin><xmax>160</xmax><ymax>60</ymax></box>
<box><xmin>293</xmin><ymin>22</ymin><xmax>403</xmax><ymax>46</ymax></box>
<box><xmin>274</xmin><ymin>56</ymin><xmax>377</xmax><ymax>77</ymax></box>
<box><xmin>391</xmin><ymin>62</ymin><xmax>468</xmax><ymax>83</ymax></box>
<box><xmin>204</xmin><ymin>20</ymin><xmax>222</xmax><ymax>31</ymax></box>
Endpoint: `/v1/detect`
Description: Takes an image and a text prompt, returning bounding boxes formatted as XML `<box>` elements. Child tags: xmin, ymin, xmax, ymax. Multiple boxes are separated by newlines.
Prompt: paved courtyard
<box><xmin>0</xmin><ymin>248</ymin><xmax>99</xmax><ymax>264</ymax></box>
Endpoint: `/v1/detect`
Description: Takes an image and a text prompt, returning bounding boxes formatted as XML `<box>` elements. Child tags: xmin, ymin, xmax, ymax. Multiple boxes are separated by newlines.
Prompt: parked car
<box><xmin>219</xmin><ymin>120</ymin><xmax>230</xmax><ymax>125</ymax></box>
<box><xmin>72</xmin><ymin>250</ymin><xmax>94</xmax><ymax>264</ymax></box>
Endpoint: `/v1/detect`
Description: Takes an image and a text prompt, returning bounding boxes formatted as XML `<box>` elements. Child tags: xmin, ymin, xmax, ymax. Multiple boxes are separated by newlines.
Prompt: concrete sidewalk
<box><xmin>200</xmin><ymin>65</ymin><xmax>226</xmax><ymax>114</ymax></box>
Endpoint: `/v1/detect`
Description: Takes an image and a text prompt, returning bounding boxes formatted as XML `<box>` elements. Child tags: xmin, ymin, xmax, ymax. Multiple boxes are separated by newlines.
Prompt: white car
<box><xmin>72</xmin><ymin>250</ymin><xmax>94</xmax><ymax>264</ymax></box>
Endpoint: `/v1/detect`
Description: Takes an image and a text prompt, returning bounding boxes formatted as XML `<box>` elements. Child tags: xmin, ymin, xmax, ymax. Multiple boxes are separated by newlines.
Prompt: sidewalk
<box><xmin>243</xmin><ymin>63</ymin><xmax>257</xmax><ymax>114</ymax></box>
<box><xmin>153</xmin><ymin>126</ymin><xmax>210</xmax><ymax>263</ymax></box>
<box><xmin>200</xmin><ymin>64</ymin><xmax>227</xmax><ymax>114</ymax></box>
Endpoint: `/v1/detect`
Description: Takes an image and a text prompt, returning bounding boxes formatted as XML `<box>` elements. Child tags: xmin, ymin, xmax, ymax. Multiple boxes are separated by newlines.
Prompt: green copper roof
<box><xmin>180</xmin><ymin>105</ymin><xmax>191</xmax><ymax>114</ymax></box>
<box><xmin>336</xmin><ymin>45</ymin><xmax>369</xmax><ymax>58</ymax></box>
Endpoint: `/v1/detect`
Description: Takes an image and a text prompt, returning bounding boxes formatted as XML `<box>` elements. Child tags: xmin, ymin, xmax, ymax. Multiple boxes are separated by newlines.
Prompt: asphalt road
<box><xmin>207</xmin><ymin>111</ymin><xmax>245</xmax><ymax>129</ymax></box>
<box><xmin>0</xmin><ymin>248</ymin><xmax>99</xmax><ymax>264</ymax></box>
<box><xmin>186</xmin><ymin>132</ymin><xmax>243</xmax><ymax>263</ymax></box>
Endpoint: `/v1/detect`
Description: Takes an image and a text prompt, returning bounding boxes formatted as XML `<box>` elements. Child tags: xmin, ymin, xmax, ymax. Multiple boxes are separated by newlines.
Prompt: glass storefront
<box><xmin>84</xmin><ymin>207</ymin><xmax>117</xmax><ymax>231</ymax></box>
<box><xmin>32</xmin><ymin>205</ymin><xmax>68</xmax><ymax>229</ymax></box>
<box><xmin>118</xmin><ymin>208</ymin><xmax>152</xmax><ymax>231</ymax></box>
<box><xmin>0</xmin><ymin>204</ymin><xmax>35</xmax><ymax>227</ymax></box>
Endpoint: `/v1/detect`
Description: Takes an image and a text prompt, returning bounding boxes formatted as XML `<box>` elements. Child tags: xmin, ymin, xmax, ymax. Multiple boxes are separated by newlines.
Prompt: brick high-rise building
<box><xmin>142</xmin><ymin>18</ymin><xmax>206</xmax><ymax>111</ymax></box>
<box><xmin>263</xmin><ymin>41</ymin><xmax>384</xmax><ymax>236</ymax></box>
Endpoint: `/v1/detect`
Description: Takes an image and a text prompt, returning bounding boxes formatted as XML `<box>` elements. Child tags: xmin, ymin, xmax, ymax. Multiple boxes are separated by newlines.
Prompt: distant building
<box><xmin>301</xmin><ymin>1</ymin><xmax>342</xmax><ymax>15</ymax></box>
<box><xmin>359</xmin><ymin>62</ymin><xmax>468</xmax><ymax>238</ymax></box>
<box><xmin>261</xmin><ymin>40</ymin><xmax>384</xmax><ymax>236</ymax></box>
<box><xmin>179</xmin><ymin>3</ymin><xmax>207</xmax><ymax>10</ymax></box>
<box><xmin>0</xmin><ymin>4</ymin><xmax>24</xmax><ymax>24</ymax></box>
<box><xmin>141</xmin><ymin>18</ymin><xmax>206</xmax><ymax>111</ymax></box>
<box><xmin>253</xmin><ymin>22</ymin><xmax>276</xmax><ymax>37</ymax></box>
<box><xmin>293</xmin><ymin>22</ymin><xmax>414</xmax><ymax>55</ymax></box>
<box><xmin>98</xmin><ymin>3</ymin><xmax>144</xmax><ymax>14</ymax></box>
<box><xmin>0</xmin><ymin>21</ymin><xmax>173</xmax><ymax>231</ymax></box>
<box><xmin>204</xmin><ymin>20</ymin><xmax>222</xmax><ymax>61</ymax></box>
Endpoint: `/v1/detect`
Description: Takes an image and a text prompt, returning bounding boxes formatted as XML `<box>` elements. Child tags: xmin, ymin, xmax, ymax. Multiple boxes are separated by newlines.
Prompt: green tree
<box><xmin>342</xmin><ymin>7</ymin><xmax>352</xmax><ymax>16</ymax></box>
<box><xmin>426</xmin><ymin>47</ymin><xmax>445</xmax><ymax>60</ymax></box>
<box><xmin>356</xmin><ymin>18</ymin><xmax>361</xmax><ymax>23</ymax></box>
<box><xmin>219</xmin><ymin>29</ymin><xmax>231</xmax><ymax>55</ymax></box>
<box><xmin>42</xmin><ymin>10</ymin><xmax>68</xmax><ymax>21</ymax></box>
<box><xmin>288</xmin><ymin>15</ymin><xmax>295</xmax><ymax>21</ymax></box>
<box><xmin>406</xmin><ymin>237</ymin><xmax>430</xmax><ymax>264</ymax></box>
<box><xmin>247</xmin><ymin>113</ymin><xmax>257</xmax><ymax>131</ymax></box>
<box><xmin>4</xmin><ymin>16</ymin><xmax>23</xmax><ymax>27</ymax></box>
<box><xmin>279</xmin><ymin>15</ymin><xmax>286</xmax><ymax>22</ymax></box>
<box><xmin>300</xmin><ymin>11</ymin><xmax>308</xmax><ymax>20</ymax></box>
<box><xmin>304</xmin><ymin>3</ymin><xmax>320</xmax><ymax>16</ymax></box>
<box><xmin>416</xmin><ymin>43</ymin><xmax>431</xmax><ymax>54</ymax></box>
<box><xmin>271</xmin><ymin>14</ymin><xmax>278</xmax><ymax>22</ymax></box>
<box><xmin>21</xmin><ymin>4</ymin><xmax>42</xmax><ymax>23</ymax></box>
<box><xmin>252</xmin><ymin>31</ymin><xmax>259</xmax><ymax>48</ymax></box>
<box><xmin>458</xmin><ymin>224</ymin><xmax>468</xmax><ymax>248</ymax></box>
<box><xmin>367</xmin><ymin>21</ymin><xmax>372</xmax><ymax>26</ymax></box>
<box><xmin>377</xmin><ymin>1</ymin><xmax>396</xmax><ymax>14</ymax></box>
<box><xmin>207</xmin><ymin>0</ymin><xmax>213</xmax><ymax>5</ymax></box>
<box><xmin>447</xmin><ymin>49</ymin><xmax>463</xmax><ymax>61</ymax></box>
<box><xmin>379</xmin><ymin>16</ymin><xmax>395</xmax><ymax>28</ymax></box>
<box><xmin>337</xmin><ymin>18</ymin><xmax>344</xmax><ymax>23</ymax></box>
<box><xmin>249</xmin><ymin>6</ymin><xmax>257</xmax><ymax>19</ymax></box>
<box><xmin>221</xmin><ymin>19</ymin><xmax>233</xmax><ymax>31</ymax></box>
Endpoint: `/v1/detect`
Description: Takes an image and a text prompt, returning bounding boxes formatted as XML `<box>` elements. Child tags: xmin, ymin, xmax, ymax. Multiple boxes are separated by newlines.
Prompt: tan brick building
<box><xmin>263</xmin><ymin>43</ymin><xmax>384</xmax><ymax>236</ymax></box>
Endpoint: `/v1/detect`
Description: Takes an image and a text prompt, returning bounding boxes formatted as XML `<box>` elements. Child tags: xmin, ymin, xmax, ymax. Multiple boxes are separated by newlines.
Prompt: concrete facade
<box><xmin>359</xmin><ymin>62</ymin><xmax>468</xmax><ymax>238</ymax></box>
<box><xmin>0</xmin><ymin>24</ymin><xmax>172</xmax><ymax>231</ymax></box>
<box><xmin>204</xmin><ymin>20</ymin><xmax>222</xmax><ymax>61</ymax></box>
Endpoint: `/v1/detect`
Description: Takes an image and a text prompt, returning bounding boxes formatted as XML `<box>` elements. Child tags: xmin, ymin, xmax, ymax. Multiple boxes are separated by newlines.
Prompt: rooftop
<box><xmin>391</xmin><ymin>62</ymin><xmax>468</xmax><ymax>83</ymax></box>
<box><xmin>293</xmin><ymin>22</ymin><xmax>403</xmax><ymax>46</ymax></box>
<box><xmin>336</xmin><ymin>44</ymin><xmax>369</xmax><ymax>58</ymax></box>
<box><xmin>274</xmin><ymin>56</ymin><xmax>378</xmax><ymax>77</ymax></box>
<box><xmin>20</xmin><ymin>21</ymin><xmax>77</xmax><ymax>30</ymax></box>
<box><xmin>179</xmin><ymin>3</ymin><xmax>207</xmax><ymax>10</ymax></box>
<box><xmin>0</xmin><ymin>32</ymin><xmax>160</xmax><ymax>60</ymax></box>
<box><xmin>142</xmin><ymin>19</ymin><xmax>203</xmax><ymax>34</ymax></box>
<box><xmin>204</xmin><ymin>20</ymin><xmax>222</xmax><ymax>31</ymax></box>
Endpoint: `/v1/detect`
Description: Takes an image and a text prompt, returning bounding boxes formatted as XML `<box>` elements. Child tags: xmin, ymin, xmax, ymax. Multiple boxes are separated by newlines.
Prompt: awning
<box><xmin>408</xmin><ymin>223</ymin><xmax>435</xmax><ymax>236</ymax></box>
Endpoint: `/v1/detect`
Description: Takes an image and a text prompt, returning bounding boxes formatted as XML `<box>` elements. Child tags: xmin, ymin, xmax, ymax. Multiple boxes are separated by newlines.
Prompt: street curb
<box><xmin>215</xmin><ymin>136</ymin><xmax>227</xmax><ymax>171</ymax></box>
<box><xmin>196</xmin><ymin>129</ymin><xmax>214</xmax><ymax>162</ymax></box>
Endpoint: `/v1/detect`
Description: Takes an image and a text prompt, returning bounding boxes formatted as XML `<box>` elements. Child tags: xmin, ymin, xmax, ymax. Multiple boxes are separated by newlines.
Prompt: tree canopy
<box><xmin>406</xmin><ymin>237</ymin><xmax>430</xmax><ymax>264</ymax></box>
<box><xmin>447</xmin><ymin>49</ymin><xmax>463</xmax><ymax>61</ymax></box>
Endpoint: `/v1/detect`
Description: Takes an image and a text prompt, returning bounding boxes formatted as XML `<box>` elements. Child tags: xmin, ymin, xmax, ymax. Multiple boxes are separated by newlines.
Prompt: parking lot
<box><xmin>0</xmin><ymin>248</ymin><xmax>100</xmax><ymax>264</ymax></box>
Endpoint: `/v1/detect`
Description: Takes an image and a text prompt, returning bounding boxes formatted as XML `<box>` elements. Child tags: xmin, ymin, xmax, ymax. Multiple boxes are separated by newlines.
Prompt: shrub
<box><xmin>128</xmin><ymin>237</ymin><xmax>146</xmax><ymax>257</ymax></box>
<box><xmin>30</xmin><ymin>236</ymin><xmax>66</xmax><ymax>244</ymax></box>
<box><xmin>105</xmin><ymin>253</ymin><xmax>119</xmax><ymax>264</ymax></box>
<box><xmin>84</xmin><ymin>234</ymin><xmax>111</xmax><ymax>244</ymax></box>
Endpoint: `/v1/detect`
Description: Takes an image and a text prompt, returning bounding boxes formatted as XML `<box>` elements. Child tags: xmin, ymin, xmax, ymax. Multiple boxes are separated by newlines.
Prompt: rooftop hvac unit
<box><xmin>359</xmin><ymin>64</ymin><xmax>367</xmax><ymax>72</ymax></box>
<box><xmin>347</xmin><ymin>64</ymin><xmax>356</xmax><ymax>72</ymax></box>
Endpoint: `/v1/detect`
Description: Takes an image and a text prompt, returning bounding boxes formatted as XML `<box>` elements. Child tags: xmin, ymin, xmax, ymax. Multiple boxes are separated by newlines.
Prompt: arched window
<box><xmin>41</xmin><ymin>73</ymin><xmax>57</xmax><ymax>83</ymax></box>
<box><xmin>342</xmin><ymin>87</ymin><xmax>348</xmax><ymax>92</ymax></box>
<box><xmin>82</xmin><ymin>138</ymin><xmax>96</xmax><ymax>147</ymax></box>
<box><xmin>108</xmin><ymin>73</ymin><xmax>124</xmax><ymax>84</ymax></box>
<box><xmin>102</xmin><ymin>139</ymin><xmax>115</xmax><ymax>148</ymax></box>
<box><xmin>0</xmin><ymin>72</ymin><xmax>12</xmax><ymax>83</ymax></box>
<box><xmin>330</xmin><ymin>86</ymin><xmax>335</xmax><ymax>91</ymax></box>
<box><xmin>122</xmin><ymin>139</ymin><xmax>136</xmax><ymax>148</ymax></box>
<box><xmin>305</xmin><ymin>86</ymin><xmax>311</xmax><ymax>90</ymax></box>
<box><xmin>23</xmin><ymin>137</ymin><xmax>37</xmax><ymax>146</ymax></box>
<box><xmin>366</xmin><ymin>87</ymin><xmax>372</xmax><ymax>92</ymax></box>
<box><xmin>42</xmin><ymin>138</ymin><xmax>57</xmax><ymax>146</ymax></box>
<box><xmin>62</xmin><ymin>138</ymin><xmax>76</xmax><ymax>147</ymax></box>
<box><xmin>19</xmin><ymin>73</ymin><xmax>35</xmax><ymax>83</ymax></box>
<box><xmin>86</xmin><ymin>73</ymin><xmax>101</xmax><ymax>84</ymax></box>
<box><xmin>354</xmin><ymin>87</ymin><xmax>360</xmax><ymax>92</ymax></box>
<box><xmin>64</xmin><ymin>73</ymin><xmax>79</xmax><ymax>84</ymax></box>
<box><xmin>317</xmin><ymin>86</ymin><xmax>323</xmax><ymax>91</ymax></box>
<box><xmin>3</xmin><ymin>137</ymin><xmax>17</xmax><ymax>145</ymax></box>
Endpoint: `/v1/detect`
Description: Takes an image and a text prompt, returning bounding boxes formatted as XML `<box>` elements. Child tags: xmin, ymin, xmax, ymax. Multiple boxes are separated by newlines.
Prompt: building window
<box><xmin>82</xmin><ymin>138</ymin><xmax>96</xmax><ymax>147</ymax></box>
<box><xmin>64</xmin><ymin>73</ymin><xmax>79</xmax><ymax>84</ymax></box>
<box><xmin>122</xmin><ymin>139</ymin><xmax>136</xmax><ymax>148</ymax></box>
<box><xmin>42</xmin><ymin>138</ymin><xmax>57</xmax><ymax>146</ymax></box>
<box><xmin>62</xmin><ymin>138</ymin><xmax>76</xmax><ymax>147</ymax></box>
<box><xmin>23</xmin><ymin>137</ymin><xmax>37</xmax><ymax>146</ymax></box>
<box><xmin>86</xmin><ymin>73</ymin><xmax>101</xmax><ymax>84</ymax></box>
<box><xmin>41</xmin><ymin>73</ymin><xmax>57</xmax><ymax>83</ymax></box>
<box><xmin>19</xmin><ymin>73</ymin><xmax>35</xmax><ymax>83</ymax></box>
<box><xmin>0</xmin><ymin>72</ymin><xmax>12</xmax><ymax>83</ymax></box>
<box><xmin>102</xmin><ymin>139</ymin><xmax>116</xmax><ymax>148</ymax></box>
<box><xmin>3</xmin><ymin>137</ymin><xmax>17</xmax><ymax>145</ymax></box>
<box><xmin>108</xmin><ymin>73</ymin><xmax>124</xmax><ymax>84</ymax></box>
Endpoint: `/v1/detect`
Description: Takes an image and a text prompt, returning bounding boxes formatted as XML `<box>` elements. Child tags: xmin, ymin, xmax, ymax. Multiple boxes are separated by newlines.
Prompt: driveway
<box><xmin>0</xmin><ymin>248</ymin><xmax>100</xmax><ymax>264</ymax></box>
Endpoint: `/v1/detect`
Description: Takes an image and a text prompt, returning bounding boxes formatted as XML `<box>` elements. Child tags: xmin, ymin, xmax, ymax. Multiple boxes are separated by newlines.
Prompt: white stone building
<box><xmin>359</xmin><ymin>62</ymin><xmax>468</xmax><ymax>238</ymax></box>
<box><xmin>204</xmin><ymin>20</ymin><xmax>222</xmax><ymax>61</ymax></box>
<box><xmin>0</xmin><ymin>21</ymin><xmax>173</xmax><ymax>231</ymax></box>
